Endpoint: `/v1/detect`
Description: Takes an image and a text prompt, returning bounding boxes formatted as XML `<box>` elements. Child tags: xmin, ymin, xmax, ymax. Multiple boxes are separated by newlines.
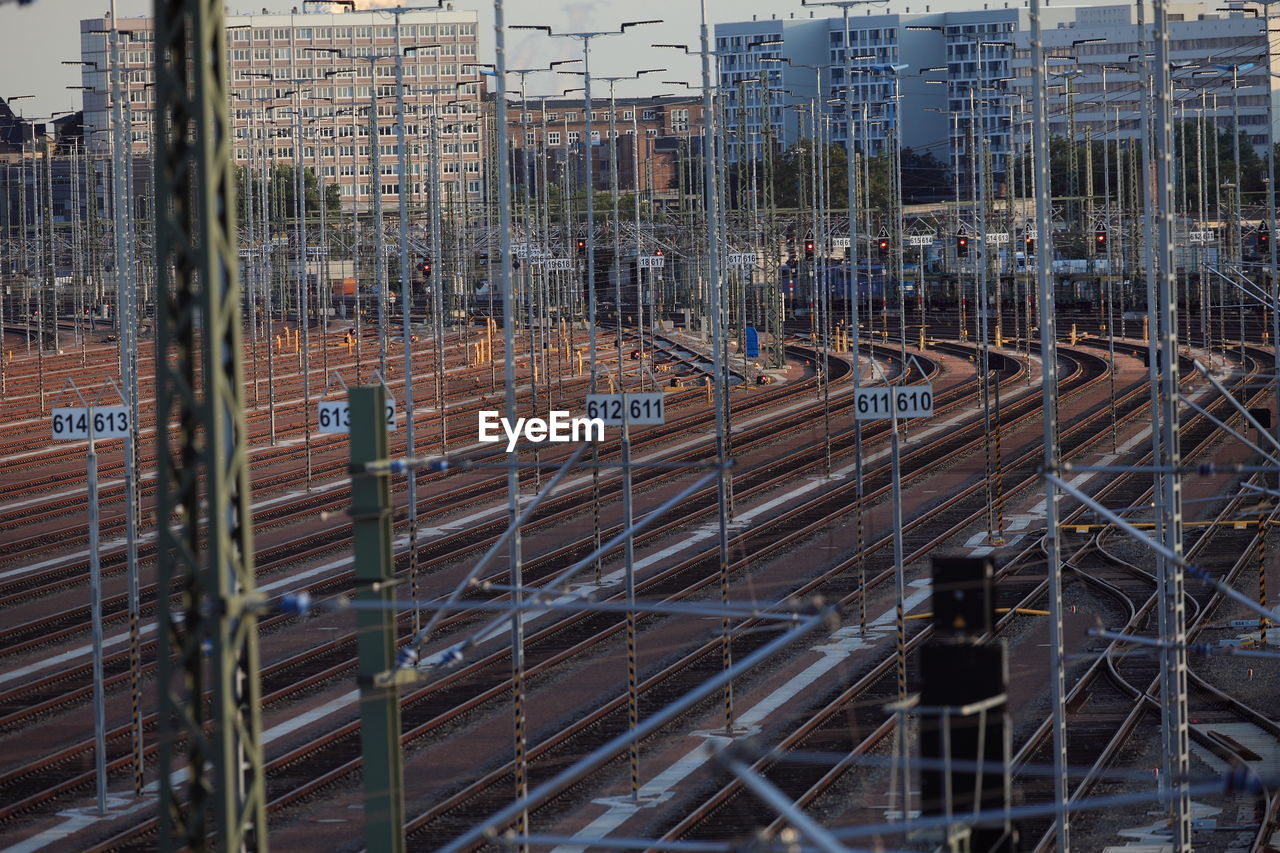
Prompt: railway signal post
<box><xmin>350</xmin><ymin>384</ymin><xmax>405</xmax><ymax>853</ymax></box>
<box><xmin>50</xmin><ymin>378</ymin><xmax>133</xmax><ymax>814</ymax></box>
<box><xmin>856</xmin><ymin>356</ymin><xmax>933</xmax><ymax>700</ymax></box>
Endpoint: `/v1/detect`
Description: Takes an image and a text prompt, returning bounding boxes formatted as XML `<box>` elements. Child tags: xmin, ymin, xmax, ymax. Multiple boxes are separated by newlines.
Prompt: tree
<box><xmin>899</xmin><ymin>148</ymin><xmax>951</xmax><ymax>203</ymax></box>
<box><xmin>235</xmin><ymin>163</ymin><xmax>340</xmax><ymax>227</ymax></box>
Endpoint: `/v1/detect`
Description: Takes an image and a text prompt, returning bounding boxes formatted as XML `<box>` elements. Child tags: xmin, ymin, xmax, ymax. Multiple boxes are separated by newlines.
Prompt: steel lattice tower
<box><xmin>153</xmin><ymin>0</ymin><xmax>269</xmax><ymax>849</ymax></box>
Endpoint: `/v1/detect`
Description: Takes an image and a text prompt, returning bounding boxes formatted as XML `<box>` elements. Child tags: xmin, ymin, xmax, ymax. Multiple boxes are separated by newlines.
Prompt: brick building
<box><xmin>506</xmin><ymin>96</ymin><xmax>706</xmax><ymax>202</ymax></box>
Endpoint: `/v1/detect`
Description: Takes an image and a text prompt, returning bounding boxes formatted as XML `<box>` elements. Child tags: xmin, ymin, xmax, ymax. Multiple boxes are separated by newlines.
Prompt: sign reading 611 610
<box><xmin>855</xmin><ymin>384</ymin><xmax>933</xmax><ymax>421</ymax></box>
<box><xmin>51</xmin><ymin>406</ymin><xmax>132</xmax><ymax>440</ymax></box>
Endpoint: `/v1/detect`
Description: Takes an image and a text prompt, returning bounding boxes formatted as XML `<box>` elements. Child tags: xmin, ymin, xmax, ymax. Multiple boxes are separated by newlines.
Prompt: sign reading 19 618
<box><xmin>51</xmin><ymin>406</ymin><xmax>132</xmax><ymax>440</ymax></box>
<box><xmin>855</xmin><ymin>384</ymin><xmax>933</xmax><ymax>421</ymax></box>
<box><xmin>585</xmin><ymin>392</ymin><xmax>666</xmax><ymax>426</ymax></box>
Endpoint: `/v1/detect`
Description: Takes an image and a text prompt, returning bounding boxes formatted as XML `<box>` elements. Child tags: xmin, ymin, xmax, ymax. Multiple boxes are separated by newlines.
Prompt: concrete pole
<box><xmin>394</xmin><ymin>15</ymin><xmax>420</xmax><ymax>633</ymax></box>
<box><xmin>699</xmin><ymin>0</ymin><xmax>735</xmax><ymax>732</ymax></box>
<box><xmin>1029</xmin><ymin>0</ymin><xmax>1070</xmax><ymax>846</ymax></box>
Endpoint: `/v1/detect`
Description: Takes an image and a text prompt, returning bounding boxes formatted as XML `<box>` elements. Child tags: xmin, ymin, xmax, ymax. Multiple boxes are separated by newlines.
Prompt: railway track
<box><xmin>0</xmin><ymin>341</ymin><xmax>881</xmax><ymax>824</ymax></box>
<box><xmin>658</xmin><ymin>344</ymin><xmax>1275</xmax><ymax>852</ymax></box>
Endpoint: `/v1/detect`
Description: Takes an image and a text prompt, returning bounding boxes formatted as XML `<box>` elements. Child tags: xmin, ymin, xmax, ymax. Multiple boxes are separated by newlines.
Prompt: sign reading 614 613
<box><xmin>51</xmin><ymin>406</ymin><xmax>132</xmax><ymax>440</ymax></box>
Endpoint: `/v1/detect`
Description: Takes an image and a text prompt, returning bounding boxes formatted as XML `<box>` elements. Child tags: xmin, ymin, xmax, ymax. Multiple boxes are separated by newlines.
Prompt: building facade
<box><xmin>1009</xmin><ymin>3</ymin><xmax>1276</xmax><ymax>150</ymax></box>
<box><xmin>716</xmin><ymin>2</ymin><xmax>1276</xmax><ymax>194</ymax></box>
<box><xmin>506</xmin><ymin>96</ymin><xmax>707</xmax><ymax>201</ymax></box>
<box><xmin>77</xmin><ymin>6</ymin><xmax>486</xmax><ymax>210</ymax></box>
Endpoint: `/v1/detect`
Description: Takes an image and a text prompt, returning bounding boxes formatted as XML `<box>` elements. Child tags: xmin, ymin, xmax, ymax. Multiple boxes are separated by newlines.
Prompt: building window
<box><xmin>548</xmin><ymin>131</ymin><xmax>561</xmax><ymax>146</ymax></box>
<box><xmin>568</xmin><ymin>130</ymin><xmax>580</xmax><ymax>144</ymax></box>
<box><xmin>623</xmin><ymin>110</ymin><xmax>633</xmax><ymax>120</ymax></box>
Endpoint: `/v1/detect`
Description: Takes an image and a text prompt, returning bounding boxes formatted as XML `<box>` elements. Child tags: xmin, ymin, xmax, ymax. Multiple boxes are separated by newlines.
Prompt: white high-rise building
<box><xmin>716</xmin><ymin>2</ymin><xmax>1275</xmax><ymax>196</ymax></box>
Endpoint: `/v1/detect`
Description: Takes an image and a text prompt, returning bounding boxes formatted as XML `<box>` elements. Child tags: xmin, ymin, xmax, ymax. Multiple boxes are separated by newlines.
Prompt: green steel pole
<box><xmin>350</xmin><ymin>383</ymin><xmax>405</xmax><ymax>853</ymax></box>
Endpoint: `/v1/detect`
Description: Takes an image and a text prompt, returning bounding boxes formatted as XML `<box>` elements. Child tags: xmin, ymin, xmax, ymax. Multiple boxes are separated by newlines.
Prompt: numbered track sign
<box><xmin>51</xmin><ymin>406</ymin><xmax>131</xmax><ymax>440</ymax></box>
<box><xmin>854</xmin><ymin>385</ymin><xmax>933</xmax><ymax>420</ymax></box>
<box><xmin>585</xmin><ymin>392</ymin><xmax>666</xmax><ymax>426</ymax></box>
<box><xmin>894</xmin><ymin>384</ymin><xmax>934</xmax><ymax>418</ymax></box>
<box><xmin>317</xmin><ymin>397</ymin><xmax>397</xmax><ymax>434</ymax></box>
<box><xmin>855</xmin><ymin>388</ymin><xmax>893</xmax><ymax>421</ymax></box>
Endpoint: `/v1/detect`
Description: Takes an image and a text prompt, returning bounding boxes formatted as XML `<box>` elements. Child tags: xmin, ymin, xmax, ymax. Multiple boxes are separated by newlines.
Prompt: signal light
<box><xmin>956</xmin><ymin>234</ymin><xmax>969</xmax><ymax>258</ymax></box>
<box><xmin>576</xmin><ymin>238</ymin><xmax>587</xmax><ymax>255</ymax></box>
<box><xmin>418</xmin><ymin>259</ymin><xmax>432</xmax><ymax>277</ymax></box>
<box><xmin>654</xmin><ymin>248</ymin><xmax>664</xmax><ymax>257</ymax></box>
<box><xmin>804</xmin><ymin>239</ymin><xmax>815</xmax><ymax>256</ymax></box>
<box><xmin>1095</xmin><ymin>229</ymin><xmax>1108</xmax><ymax>249</ymax></box>
<box><xmin>877</xmin><ymin>237</ymin><xmax>890</xmax><ymax>257</ymax></box>
<box><xmin>1261</xmin><ymin>226</ymin><xmax>1271</xmax><ymax>250</ymax></box>
<box><xmin>1024</xmin><ymin>236</ymin><xmax>1034</xmax><ymax>254</ymax></box>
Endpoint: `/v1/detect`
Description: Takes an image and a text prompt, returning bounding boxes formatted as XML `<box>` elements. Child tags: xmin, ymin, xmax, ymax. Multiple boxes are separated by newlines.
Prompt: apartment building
<box><xmin>77</xmin><ymin>6</ymin><xmax>485</xmax><ymax>210</ymax></box>
<box><xmin>716</xmin><ymin>2</ymin><xmax>1276</xmax><ymax>192</ymax></box>
<box><xmin>1008</xmin><ymin>3</ymin><xmax>1277</xmax><ymax>150</ymax></box>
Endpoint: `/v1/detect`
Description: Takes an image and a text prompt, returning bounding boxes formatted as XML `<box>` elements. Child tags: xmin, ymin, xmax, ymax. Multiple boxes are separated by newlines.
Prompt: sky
<box><xmin>0</xmin><ymin>0</ymin><xmax>994</xmax><ymax>120</ymax></box>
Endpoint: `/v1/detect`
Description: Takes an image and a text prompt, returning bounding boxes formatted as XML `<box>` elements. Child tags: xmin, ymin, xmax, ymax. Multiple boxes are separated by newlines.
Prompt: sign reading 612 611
<box><xmin>855</xmin><ymin>384</ymin><xmax>933</xmax><ymax>421</ymax></box>
<box><xmin>585</xmin><ymin>393</ymin><xmax>666</xmax><ymax>426</ymax></box>
<box><xmin>51</xmin><ymin>406</ymin><xmax>132</xmax><ymax>440</ymax></box>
